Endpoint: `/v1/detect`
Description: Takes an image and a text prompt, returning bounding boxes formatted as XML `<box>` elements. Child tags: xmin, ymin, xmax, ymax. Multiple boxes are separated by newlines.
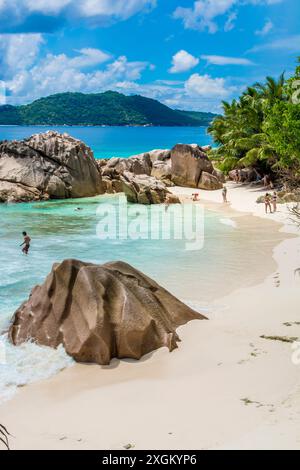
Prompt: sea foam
<box><xmin>219</xmin><ymin>218</ymin><xmax>237</xmax><ymax>228</ymax></box>
<box><xmin>0</xmin><ymin>335</ymin><xmax>74</xmax><ymax>404</ymax></box>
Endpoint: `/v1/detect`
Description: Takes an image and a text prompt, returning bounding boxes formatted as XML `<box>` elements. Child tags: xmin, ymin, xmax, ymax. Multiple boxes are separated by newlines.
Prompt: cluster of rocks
<box><xmin>0</xmin><ymin>131</ymin><xmax>224</xmax><ymax>205</ymax></box>
<box><xmin>9</xmin><ymin>259</ymin><xmax>205</xmax><ymax>364</ymax></box>
<box><xmin>99</xmin><ymin>143</ymin><xmax>224</xmax><ymax>204</ymax></box>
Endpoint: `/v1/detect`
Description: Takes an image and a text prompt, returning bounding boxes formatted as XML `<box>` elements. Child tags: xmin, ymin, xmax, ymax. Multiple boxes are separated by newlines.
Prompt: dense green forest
<box><xmin>0</xmin><ymin>91</ymin><xmax>216</xmax><ymax>127</ymax></box>
<box><xmin>176</xmin><ymin>109</ymin><xmax>218</xmax><ymax>125</ymax></box>
<box><xmin>208</xmin><ymin>57</ymin><xmax>300</xmax><ymax>186</ymax></box>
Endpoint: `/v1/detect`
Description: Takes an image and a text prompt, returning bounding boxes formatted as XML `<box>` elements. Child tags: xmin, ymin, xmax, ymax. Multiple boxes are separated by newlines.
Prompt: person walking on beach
<box><xmin>20</xmin><ymin>231</ymin><xmax>31</xmax><ymax>255</ymax></box>
<box><xmin>264</xmin><ymin>193</ymin><xmax>272</xmax><ymax>214</ymax></box>
<box><xmin>222</xmin><ymin>185</ymin><xmax>228</xmax><ymax>203</ymax></box>
<box><xmin>272</xmin><ymin>191</ymin><xmax>278</xmax><ymax>213</ymax></box>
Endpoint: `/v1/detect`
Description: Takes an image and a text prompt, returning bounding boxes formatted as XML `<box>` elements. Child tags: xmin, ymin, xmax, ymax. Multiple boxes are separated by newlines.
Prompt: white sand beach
<box><xmin>1</xmin><ymin>183</ymin><xmax>300</xmax><ymax>450</ymax></box>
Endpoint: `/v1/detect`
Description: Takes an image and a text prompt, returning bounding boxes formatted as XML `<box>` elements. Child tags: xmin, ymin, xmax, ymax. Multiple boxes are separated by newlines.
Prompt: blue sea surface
<box><xmin>0</xmin><ymin>125</ymin><xmax>212</xmax><ymax>158</ymax></box>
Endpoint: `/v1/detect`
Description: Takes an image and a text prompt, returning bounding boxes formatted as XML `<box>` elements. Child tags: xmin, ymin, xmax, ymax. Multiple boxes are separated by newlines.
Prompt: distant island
<box><xmin>0</xmin><ymin>91</ymin><xmax>217</xmax><ymax>127</ymax></box>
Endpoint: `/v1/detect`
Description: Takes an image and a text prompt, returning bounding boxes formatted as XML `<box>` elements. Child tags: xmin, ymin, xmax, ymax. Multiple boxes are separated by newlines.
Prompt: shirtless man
<box><xmin>20</xmin><ymin>231</ymin><xmax>31</xmax><ymax>255</ymax></box>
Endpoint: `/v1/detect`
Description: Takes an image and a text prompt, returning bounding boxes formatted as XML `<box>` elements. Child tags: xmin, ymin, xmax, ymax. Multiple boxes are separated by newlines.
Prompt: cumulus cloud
<box><xmin>185</xmin><ymin>73</ymin><xmax>231</xmax><ymax>98</ymax></box>
<box><xmin>173</xmin><ymin>0</ymin><xmax>236</xmax><ymax>34</ymax></box>
<box><xmin>201</xmin><ymin>55</ymin><xmax>254</xmax><ymax>66</ymax></box>
<box><xmin>24</xmin><ymin>0</ymin><xmax>72</xmax><ymax>14</ymax></box>
<box><xmin>173</xmin><ymin>0</ymin><xmax>283</xmax><ymax>33</ymax></box>
<box><xmin>169</xmin><ymin>50</ymin><xmax>199</xmax><ymax>74</ymax></box>
<box><xmin>0</xmin><ymin>0</ymin><xmax>157</xmax><ymax>31</ymax></box>
<box><xmin>77</xmin><ymin>0</ymin><xmax>156</xmax><ymax>20</ymax></box>
<box><xmin>0</xmin><ymin>33</ymin><xmax>44</xmax><ymax>76</ymax></box>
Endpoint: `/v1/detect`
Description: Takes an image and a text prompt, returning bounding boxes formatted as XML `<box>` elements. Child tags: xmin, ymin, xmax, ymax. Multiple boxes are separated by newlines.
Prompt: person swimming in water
<box><xmin>20</xmin><ymin>231</ymin><xmax>31</xmax><ymax>255</ymax></box>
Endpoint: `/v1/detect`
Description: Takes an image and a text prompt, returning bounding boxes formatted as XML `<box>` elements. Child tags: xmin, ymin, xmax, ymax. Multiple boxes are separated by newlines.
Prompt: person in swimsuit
<box><xmin>222</xmin><ymin>185</ymin><xmax>228</xmax><ymax>203</ymax></box>
<box><xmin>20</xmin><ymin>231</ymin><xmax>31</xmax><ymax>255</ymax></box>
<box><xmin>264</xmin><ymin>193</ymin><xmax>272</xmax><ymax>214</ymax></box>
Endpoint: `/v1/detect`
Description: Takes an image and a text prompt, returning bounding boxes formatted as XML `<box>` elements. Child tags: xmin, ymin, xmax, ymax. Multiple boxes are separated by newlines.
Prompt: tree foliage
<box><xmin>208</xmin><ymin>58</ymin><xmax>300</xmax><ymax>180</ymax></box>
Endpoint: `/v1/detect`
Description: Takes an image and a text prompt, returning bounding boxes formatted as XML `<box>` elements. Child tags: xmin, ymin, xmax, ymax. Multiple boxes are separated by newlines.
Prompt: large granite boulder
<box><xmin>198</xmin><ymin>172</ymin><xmax>223</xmax><ymax>190</ymax></box>
<box><xmin>121</xmin><ymin>171</ymin><xmax>170</xmax><ymax>204</ymax></box>
<box><xmin>170</xmin><ymin>144</ymin><xmax>214</xmax><ymax>188</ymax></box>
<box><xmin>101</xmin><ymin>153</ymin><xmax>152</xmax><ymax>177</ymax></box>
<box><xmin>151</xmin><ymin>160</ymin><xmax>172</xmax><ymax>182</ymax></box>
<box><xmin>212</xmin><ymin>168</ymin><xmax>225</xmax><ymax>183</ymax></box>
<box><xmin>0</xmin><ymin>131</ymin><xmax>104</xmax><ymax>202</ymax></box>
<box><xmin>9</xmin><ymin>260</ymin><xmax>205</xmax><ymax>365</ymax></box>
<box><xmin>0</xmin><ymin>181</ymin><xmax>45</xmax><ymax>203</ymax></box>
<box><xmin>147</xmin><ymin>149</ymin><xmax>171</xmax><ymax>163</ymax></box>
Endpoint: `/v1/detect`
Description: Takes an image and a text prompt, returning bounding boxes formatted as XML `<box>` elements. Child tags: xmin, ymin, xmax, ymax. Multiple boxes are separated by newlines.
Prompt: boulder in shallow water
<box><xmin>9</xmin><ymin>260</ymin><xmax>205</xmax><ymax>365</ymax></box>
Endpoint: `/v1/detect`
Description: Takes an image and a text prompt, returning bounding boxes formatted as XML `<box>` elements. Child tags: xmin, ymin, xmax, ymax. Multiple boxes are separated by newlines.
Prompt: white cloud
<box><xmin>201</xmin><ymin>55</ymin><xmax>254</xmax><ymax>66</ymax></box>
<box><xmin>0</xmin><ymin>0</ymin><xmax>157</xmax><ymax>29</ymax></box>
<box><xmin>0</xmin><ymin>33</ymin><xmax>44</xmax><ymax>76</ymax></box>
<box><xmin>250</xmin><ymin>34</ymin><xmax>300</xmax><ymax>52</ymax></box>
<box><xmin>173</xmin><ymin>0</ymin><xmax>283</xmax><ymax>33</ymax></box>
<box><xmin>69</xmin><ymin>48</ymin><xmax>111</xmax><ymax>68</ymax></box>
<box><xmin>24</xmin><ymin>0</ymin><xmax>72</xmax><ymax>14</ymax></box>
<box><xmin>185</xmin><ymin>73</ymin><xmax>232</xmax><ymax>98</ymax></box>
<box><xmin>255</xmin><ymin>19</ymin><xmax>273</xmax><ymax>36</ymax></box>
<box><xmin>169</xmin><ymin>50</ymin><xmax>199</xmax><ymax>74</ymax></box>
<box><xmin>173</xmin><ymin>0</ymin><xmax>237</xmax><ymax>34</ymax></box>
<box><xmin>77</xmin><ymin>0</ymin><xmax>156</xmax><ymax>20</ymax></box>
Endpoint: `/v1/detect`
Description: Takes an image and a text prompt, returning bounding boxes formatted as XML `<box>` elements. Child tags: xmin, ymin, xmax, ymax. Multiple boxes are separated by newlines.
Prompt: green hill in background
<box><xmin>0</xmin><ymin>91</ymin><xmax>216</xmax><ymax>127</ymax></box>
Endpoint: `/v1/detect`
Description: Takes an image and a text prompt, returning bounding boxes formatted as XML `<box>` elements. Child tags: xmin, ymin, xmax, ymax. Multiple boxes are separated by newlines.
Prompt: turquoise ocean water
<box><xmin>0</xmin><ymin>126</ymin><xmax>280</xmax><ymax>403</ymax></box>
<box><xmin>0</xmin><ymin>125</ymin><xmax>212</xmax><ymax>158</ymax></box>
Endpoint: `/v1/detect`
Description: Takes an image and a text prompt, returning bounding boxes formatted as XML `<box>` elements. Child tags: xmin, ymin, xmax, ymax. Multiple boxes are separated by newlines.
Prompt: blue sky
<box><xmin>0</xmin><ymin>0</ymin><xmax>299</xmax><ymax>111</ymax></box>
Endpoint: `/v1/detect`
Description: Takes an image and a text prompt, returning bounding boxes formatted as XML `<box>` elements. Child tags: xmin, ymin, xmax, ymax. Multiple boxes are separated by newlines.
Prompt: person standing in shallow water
<box><xmin>20</xmin><ymin>231</ymin><xmax>31</xmax><ymax>255</ymax></box>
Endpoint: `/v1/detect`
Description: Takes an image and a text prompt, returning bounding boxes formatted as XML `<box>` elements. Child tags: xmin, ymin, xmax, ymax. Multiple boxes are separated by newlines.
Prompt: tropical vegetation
<box><xmin>208</xmin><ymin>57</ymin><xmax>300</xmax><ymax>186</ymax></box>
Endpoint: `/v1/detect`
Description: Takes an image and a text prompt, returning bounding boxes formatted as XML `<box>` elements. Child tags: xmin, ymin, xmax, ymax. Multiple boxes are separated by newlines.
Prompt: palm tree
<box><xmin>208</xmin><ymin>73</ymin><xmax>287</xmax><ymax>174</ymax></box>
<box><xmin>254</xmin><ymin>73</ymin><xmax>286</xmax><ymax>105</ymax></box>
